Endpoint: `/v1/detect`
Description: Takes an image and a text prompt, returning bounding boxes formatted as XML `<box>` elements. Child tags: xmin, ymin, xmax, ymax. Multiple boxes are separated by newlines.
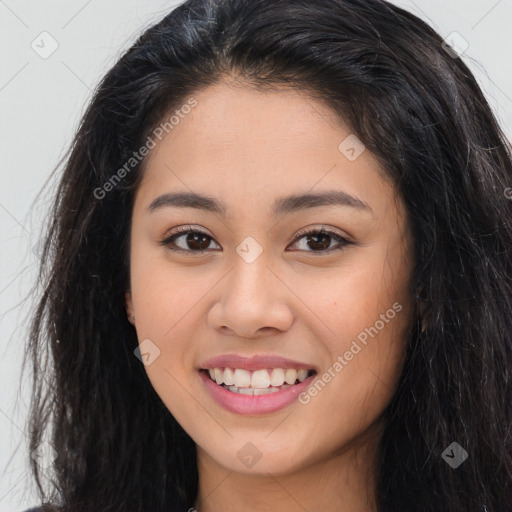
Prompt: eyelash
<box><xmin>159</xmin><ymin>225</ymin><xmax>353</xmax><ymax>256</ymax></box>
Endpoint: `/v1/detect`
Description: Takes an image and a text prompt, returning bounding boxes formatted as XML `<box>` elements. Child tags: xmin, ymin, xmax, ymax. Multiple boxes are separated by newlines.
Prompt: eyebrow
<box><xmin>147</xmin><ymin>190</ymin><xmax>371</xmax><ymax>217</ymax></box>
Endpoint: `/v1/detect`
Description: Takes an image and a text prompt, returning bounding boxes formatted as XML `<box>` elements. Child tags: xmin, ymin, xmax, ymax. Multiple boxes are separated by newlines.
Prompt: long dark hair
<box><xmin>25</xmin><ymin>0</ymin><xmax>512</xmax><ymax>510</ymax></box>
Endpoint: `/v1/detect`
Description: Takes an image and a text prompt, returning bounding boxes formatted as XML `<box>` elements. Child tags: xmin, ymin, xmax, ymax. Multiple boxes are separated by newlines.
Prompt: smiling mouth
<box><xmin>201</xmin><ymin>367</ymin><xmax>317</xmax><ymax>395</ymax></box>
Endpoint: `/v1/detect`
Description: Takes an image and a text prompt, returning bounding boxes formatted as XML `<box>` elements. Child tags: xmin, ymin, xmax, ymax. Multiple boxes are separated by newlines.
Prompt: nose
<box><xmin>207</xmin><ymin>251</ymin><xmax>294</xmax><ymax>339</ymax></box>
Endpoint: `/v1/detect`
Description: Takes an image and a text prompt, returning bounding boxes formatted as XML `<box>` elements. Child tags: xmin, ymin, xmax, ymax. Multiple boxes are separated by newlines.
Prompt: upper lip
<box><xmin>200</xmin><ymin>354</ymin><xmax>317</xmax><ymax>372</ymax></box>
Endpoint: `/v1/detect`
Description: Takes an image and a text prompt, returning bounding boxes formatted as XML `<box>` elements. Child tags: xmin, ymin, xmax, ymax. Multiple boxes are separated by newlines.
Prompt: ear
<box><xmin>125</xmin><ymin>291</ymin><xmax>135</xmax><ymax>325</ymax></box>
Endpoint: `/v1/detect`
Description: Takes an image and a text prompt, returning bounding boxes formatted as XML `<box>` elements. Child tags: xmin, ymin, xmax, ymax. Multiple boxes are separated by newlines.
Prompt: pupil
<box><xmin>308</xmin><ymin>233</ymin><xmax>330</xmax><ymax>250</ymax></box>
<box><xmin>188</xmin><ymin>232</ymin><xmax>210</xmax><ymax>250</ymax></box>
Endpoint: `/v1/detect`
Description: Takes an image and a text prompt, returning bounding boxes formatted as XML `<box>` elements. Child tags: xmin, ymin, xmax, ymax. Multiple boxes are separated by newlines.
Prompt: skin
<box><xmin>125</xmin><ymin>78</ymin><xmax>415</xmax><ymax>512</ymax></box>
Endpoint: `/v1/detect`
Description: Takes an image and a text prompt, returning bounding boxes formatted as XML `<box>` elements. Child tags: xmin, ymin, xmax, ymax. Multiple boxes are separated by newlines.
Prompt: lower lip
<box><xmin>199</xmin><ymin>370</ymin><xmax>316</xmax><ymax>415</ymax></box>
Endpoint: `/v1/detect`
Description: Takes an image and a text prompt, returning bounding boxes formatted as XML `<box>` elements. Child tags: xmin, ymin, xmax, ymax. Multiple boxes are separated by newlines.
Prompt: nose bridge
<box><xmin>208</xmin><ymin>239</ymin><xmax>294</xmax><ymax>337</ymax></box>
<box><xmin>228</xmin><ymin>242</ymin><xmax>274</xmax><ymax>308</ymax></box>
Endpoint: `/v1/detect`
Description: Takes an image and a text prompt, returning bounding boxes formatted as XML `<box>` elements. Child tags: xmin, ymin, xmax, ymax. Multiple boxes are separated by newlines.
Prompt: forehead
<box><xmin>136</xmin><ymin>81</ymin><xmax>397</xmax><ymax>220</ymax></box>
<box><xmin>151</xmin><ymin>81</ymin><xmax>349</xmax><ymax>164</ymax></box>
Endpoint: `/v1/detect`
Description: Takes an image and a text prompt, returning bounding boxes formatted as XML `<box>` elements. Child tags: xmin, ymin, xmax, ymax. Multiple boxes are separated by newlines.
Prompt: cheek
<box><xmin>129</xmin><ymin>252</ymin><xmax>210</xmax><ymax>378</ymax></box>
<box><xmin>130</xmin><ymin>263</ymin><xmax>207</xmax><ymax>421</ymax></box>
<box><xmin>291</xmin><ymin>252</ymin><xmax>412</xmax><ymax>412</ymax></box>
<box><xmin>297</xmin><ymin>303</ymin><xmax>410</xmax><ymax>454</ymax></box>
<box><xmin>130</xmin><ymin>239</ymin><xmax>209</xmax><ymax>330</ymax></box>
<box><xmin>290</xmin><ymin>257</ymin><xmax>409</xmax><ymax>352</ymax></box>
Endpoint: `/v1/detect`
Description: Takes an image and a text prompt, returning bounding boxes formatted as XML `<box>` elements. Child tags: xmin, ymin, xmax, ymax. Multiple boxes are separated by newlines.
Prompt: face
<box><xmin>125</xmin><ymin>79</ymin><xmax>415</xmax><ymax>478</ymax></box>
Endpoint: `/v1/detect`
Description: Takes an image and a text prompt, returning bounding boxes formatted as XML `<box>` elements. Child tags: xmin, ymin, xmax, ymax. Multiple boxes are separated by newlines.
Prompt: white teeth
<box><xmin>233</xmin><ymin>368</ymin><xmax>251</xmax><ymax>388</ymax></box>
<box><xmin>253</xmin><ymin>387</ymin><xmax>280</xmax><ymax>395</ymax></box>
<box><xmin>214</xmin><ymin>368</ymin><xmax>224</xmax><ymax>385</ymax></box>
<box><xmin>223</xmin><ymin>367</ymin><xmax>234</xmax><ymax>386</ymax></box>
<box><xmin>284</xmin><ymin>369</ymin><xmax>298</xmax><ymax>385</ymax></box>
<box><xmin>270</xmin><ymin>368</ymin><xmax>285</xmax><ymax>386</ymax></box>
<box><xmin>251</xmin><ymin>369</ymin><xmax>270</xmax><ymax>388</ymax></box>
<box><xmin>227</xmin><ymin>385</ymin><xmax>280</xmax><ymax>395</ymax></box>
<box><xmin>206</xmin><ymin>367</ymin><xmax>313</xmax><ymax>389</ymax></box>
<box><xmin>297</xmin><ymin>369</ymin><xmax>308</xmax><ymax>382</ymax></box>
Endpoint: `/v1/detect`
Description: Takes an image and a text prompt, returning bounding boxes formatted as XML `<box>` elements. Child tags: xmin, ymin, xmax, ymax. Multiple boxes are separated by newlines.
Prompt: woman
<box><xmin>24</xmin><ymin>0</ymin><xmax>512</xmax><ymax>511</ymax></box>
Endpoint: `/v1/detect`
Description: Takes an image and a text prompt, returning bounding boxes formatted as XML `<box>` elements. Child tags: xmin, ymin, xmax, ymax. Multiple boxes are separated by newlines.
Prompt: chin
<box><xmin>201</xmin><ymin>436</ymin><xmax>317</xmax><ymax>476</ymax></box>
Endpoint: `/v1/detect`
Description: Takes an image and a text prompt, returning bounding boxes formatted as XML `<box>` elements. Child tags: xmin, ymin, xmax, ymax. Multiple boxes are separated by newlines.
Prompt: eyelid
<box><xmin>166</xmin><ymin>224</ymin><xmax>211</xmax><ymax>236</ymax></box>
<box><xmin>286</xmin><ymin>225</ymin><xmax>353</xmax><ymax>255</ymax></box>
<box><xmin>163</xmin><ymin>224</ymin><xmax>351</xmax><ymax>241</ymax></box>
<box><xmin>292</xmin><ymin>224</ymin><xmax>352</xmax><ymax>242</ymax></box>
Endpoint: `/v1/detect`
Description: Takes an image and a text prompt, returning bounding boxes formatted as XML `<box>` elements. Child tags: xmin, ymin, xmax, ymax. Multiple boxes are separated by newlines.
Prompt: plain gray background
<box><xmin>1</xmin><ymin>1</ymin><xmax>511</xmax><ymax>510</ymax></box>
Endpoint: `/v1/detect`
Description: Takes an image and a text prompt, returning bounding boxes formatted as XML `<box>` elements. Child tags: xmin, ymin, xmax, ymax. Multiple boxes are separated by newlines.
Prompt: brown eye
<box><xmin>288</xmin><ymin>228</ymin><xmax>352</xmax><ymax>254</ymax></box>
<box><xmin>160</xmin><ymin>227</ymin><xmax>221</xmax><ymax>254</ymax></box>
<box><xmin>304</xmin><ymin>232</ymin><xmax>331</xmax><ymax>251</ymax></box>
<box><xmin>181</xmin><ymin>232</ymin><xmax>212</xmax><ymax>251</ymax></box>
